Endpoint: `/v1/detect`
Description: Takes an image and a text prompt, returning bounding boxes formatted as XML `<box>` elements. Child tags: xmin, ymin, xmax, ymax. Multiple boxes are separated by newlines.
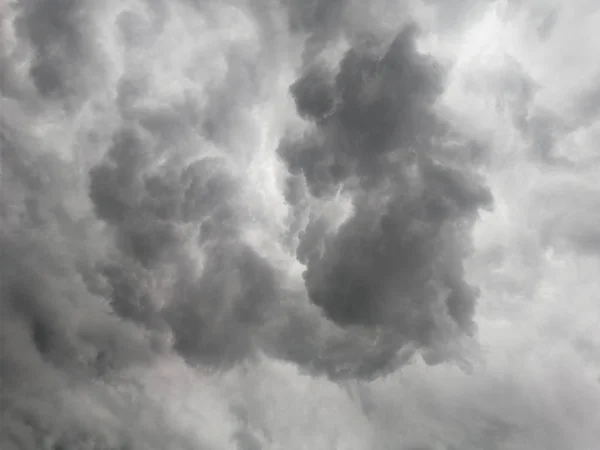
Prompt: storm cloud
<box><xmin>279</xmin><ymin>24</ymin><xmax>491</xmax><ymax>372</ymax></box>
<box><xmin>2</xmin><ymin>0</ymin><xmax>600</xmax><ymax>449</ymax></box>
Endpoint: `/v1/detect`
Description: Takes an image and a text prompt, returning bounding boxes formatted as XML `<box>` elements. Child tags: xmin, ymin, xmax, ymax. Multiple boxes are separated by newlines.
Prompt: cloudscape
<box><xmin>1</xmin><ymin>0</ymin><xmax>600</xmax><ymax>448</ymax></box>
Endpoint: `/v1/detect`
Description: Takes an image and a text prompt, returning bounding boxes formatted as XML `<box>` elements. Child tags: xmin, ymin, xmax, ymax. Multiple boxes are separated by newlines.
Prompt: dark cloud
<box><xmin>1</xmin><ymin>0</ymin><xmax>276</xmax><ymax>445</ymax></box>
<box><xmin>283</xmin><ymin>0</ymin><xmax>347</xmax><ymax>61</ymax></box>
<box><xmin>79</xmin><ymin>14</ymin><xmax>492</xmax><ymax>383</ymax></box>
<box><xmin>281</xmin><ymin>27</ymin><xmax>443</xmax><ymax>193</ymax></box>
<box><xmin>85</xmin><ymin>112</ymin><xmax>272</xmax><ymax>369</ymax></box>
<box><xmin>19</xmin><ymin>0</ymin><xmax>83</xmax><ymax>97</ymax></box>
<box><xmin>290</xmin><ymin>64</ymin><xmax>336</xmax><ymax>121</ymax></box>
<box><xmin>278</xmin><ymin>25</ymin><xmax>491</xmax><ymax>378</ymax></box>
<box><xmin>334</xmin><ymin>28</ymin><xmax>442</xmax><ymax>149</ymax></box>
<box><xmin>13</xmin><ymin>0</ymin><xmax>109</xmax><ymax>105</ymax></box>
<box><xmin>0</xmin><ymin>131</ymin><xmax>169</xmax><ymax>448</ymax></box>
<box><xmin>163</xmin><ymin>241</ymin><xmax>280</xmax><ymax>367</ymax></box>
<box><xmin>89</xmin><ymin>127</ymin><xmax>182</xmax><ymax>267</ymax></box>
<box><xmin>2</xmin><ymin>0</ymin><xmax>496</xmax><ymax>445</ymax></box>
<box><xmin>285</xmin><ymin>0</ymin><xmax>346</xmax><ymax>33</ymax></box>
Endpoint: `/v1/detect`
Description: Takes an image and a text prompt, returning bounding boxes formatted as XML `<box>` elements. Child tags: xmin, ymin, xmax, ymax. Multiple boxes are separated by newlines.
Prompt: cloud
<box><xmin>278</xmin><ymin>24</ymin><xmax>491</xmax><ymax>377</ymax></box>
<box><xmin>1</xmin><ymin>0</ymin><xmax>284</xmax><ymax>446</ymax></box>
<box><xmin>3</xmin><ymin>0</ymin><xmax>600</xmax><ymax>448</ymax></box>
<box><xmin>0</xmin><ymin>131</ymin><xmax>165</xmax><ymax>449</ymax></box>
<box><xmin>2</xmin><ymin>7</ymin><xmax>493</xmax><ymax>447</ymax></box>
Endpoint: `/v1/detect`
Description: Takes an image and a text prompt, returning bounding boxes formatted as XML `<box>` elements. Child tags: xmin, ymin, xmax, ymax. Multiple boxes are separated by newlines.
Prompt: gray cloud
<box><xmin>282</xmin><ymin>27</ymin><xmax>444</xmax><ymax>189</ymax></box>
<box><xmin>20</xmin><ymin>0</ymin><xmax>84</xmax><ymax>97</ymax></box>
<box><xmin>164</xmin><ymin>241</ymin><xmax>281</xmax><ymax>366</ymax></box>
<box><xmin>14</xmin><ymin>0</ymin><xmax>598</xmax><ymax>448</ymax></box>
<box><xmin>2</xmin><ymin>0</ymin><xmax>491</xmax><ymax>398</ymax></box>
<box><xmin>0</xmin><ymin>131</ymin><xmax>168</xmax><ymax>449</ymax></box>
<box><xmin>1</xmin><ymin>0</ymin><xmax>279</xmax><ymax>446</ymax></box>
<box><xmin>278</xmin><ymin>25</ymin><xmax>491</xmax><ymax>377</ymax></box>
<box><xmin>84</xmin><ymin>100</ymin><xmax>278</xmax><ymax>370</ymax></box>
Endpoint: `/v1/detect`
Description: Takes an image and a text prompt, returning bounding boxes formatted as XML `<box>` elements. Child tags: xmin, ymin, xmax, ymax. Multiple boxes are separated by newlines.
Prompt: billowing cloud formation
<box><xmin>280</xmin><ymin>25</ymin><xmax>491</xmax><ymax>369</ymax></box>
<box><xmin>2</xmin><ymin>0</ymin><xmax>600</xmax><ymax>448</ymax></box>
<box><xmin>1</xmin><ymin>0</ymin><xmax>280</xmax><ymax>446</ymax></box>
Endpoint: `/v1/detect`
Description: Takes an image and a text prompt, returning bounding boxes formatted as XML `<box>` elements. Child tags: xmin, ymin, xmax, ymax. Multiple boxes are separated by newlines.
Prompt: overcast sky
<box><xmin>1</xmin><ymin>0</ymin><xmax>600</xmax><ymax>449</ymax></box>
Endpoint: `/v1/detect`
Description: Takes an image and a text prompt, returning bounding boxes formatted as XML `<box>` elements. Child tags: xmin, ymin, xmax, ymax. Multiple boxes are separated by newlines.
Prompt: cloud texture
<box><xmin>1</xmin><ymin>0</ymin><xmax>600</xmax><ymax>449</ymax></box>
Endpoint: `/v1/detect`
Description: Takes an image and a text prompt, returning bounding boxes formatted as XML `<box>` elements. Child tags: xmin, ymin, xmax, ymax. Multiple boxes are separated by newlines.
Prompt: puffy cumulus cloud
<box><xmin>3</xmin><ymin>0</ymin><xmax>490</xmax><ymax>389</ymax></box>
<box><xmin>279</xmin><ymin>24</ymin><xmax>492</xmax><ymax>375</ymax></box>
<box><xmin>3</xmin><ymin>0</ymin><xmax>600</xmax><ymax>449</ymax></box>
<box><xmin>1</xmin><ymin>0</ymin><xmax>294</xmax><ymax>447</ymax></box>
<box><xmin>0</xmin><ymin>130</ymin><xmax>166</xmax><ymax>449</ymax></box>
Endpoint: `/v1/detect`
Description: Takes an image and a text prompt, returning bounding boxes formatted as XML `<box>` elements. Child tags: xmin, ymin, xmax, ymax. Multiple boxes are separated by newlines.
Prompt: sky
<box><xmin>1</xmin><ymin>0</ymin><xmax>600</xmax><ymax>449</ymax></box>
